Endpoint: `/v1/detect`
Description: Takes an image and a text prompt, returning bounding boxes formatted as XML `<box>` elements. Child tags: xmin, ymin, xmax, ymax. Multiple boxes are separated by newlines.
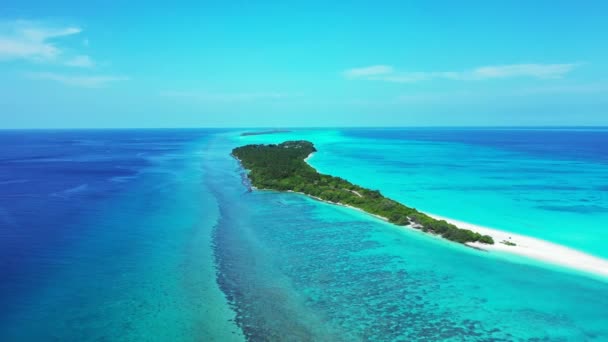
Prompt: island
<box><xmin>240</xmin><ymin>129</ymin><xmax>292</xmax><ymax>136</ymax></box>
<box><xmin>232</xmin><ymin>140</ymin><xmax>494</xmax><ymax>245</ymax></box>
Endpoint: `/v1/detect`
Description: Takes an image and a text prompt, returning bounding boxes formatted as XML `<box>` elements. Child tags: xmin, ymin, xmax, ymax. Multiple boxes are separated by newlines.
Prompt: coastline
<box><xmin>301</xmin><ymin>153</ymin><xmax>608</xmax><ymax>278</ymax></box>
<box><xmin>304</xmin><ymin>152</ymin><xmax>315</xmax><ymax>162</ymax></box>
<box><xmin>236</xmin><ymin>150</ymin><xmax>608</xmax><ymax>280</ymax></box>
<box><xmin>428</xmin><ymin>214</ymin><xmax>608</xmax><ymax>279</ymax></box>
<box><xmin>286</xmin><ymin>190</ymin><xmax>391</xmax><ymax>222</ymax></box>
<box><xmin>279</xmin><ymin>188</ymin><xmax>608</xmax><ymax>279</ymax></box>
<box><xmin>304</xmin><ymin>187</ymin><xmax>608</xmax><ymax>279</ymax></box>
<box><xmin>300</xmin><ymin>189</ymin><xmax>608</xmax><ymax>279</ymax></box>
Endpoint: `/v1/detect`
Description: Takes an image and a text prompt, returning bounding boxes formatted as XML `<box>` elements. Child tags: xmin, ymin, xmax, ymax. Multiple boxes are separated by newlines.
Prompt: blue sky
<box><xmin>1</xmin><ymin>1</ymin><xmax>607</xmax><ymax>128</ymax></box>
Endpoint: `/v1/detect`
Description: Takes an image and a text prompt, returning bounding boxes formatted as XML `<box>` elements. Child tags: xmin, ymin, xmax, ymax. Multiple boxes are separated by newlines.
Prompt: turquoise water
<box><xmin>223</xmin><ymin>129</ymin><xmax>608</xmax><ymax>340</ymax></box>
<box><xmin>237</xmin><ymin>128</ymin><xmax>608</xmax><ymax>259</ymax></box>
<box><xmin>1</xmin><ymin>128</ymin><xmax>608</xmax><ymax>341</ymax></box>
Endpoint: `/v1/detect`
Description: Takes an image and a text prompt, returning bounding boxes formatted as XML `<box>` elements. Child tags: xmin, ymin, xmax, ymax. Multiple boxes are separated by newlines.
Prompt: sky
<box><xmin>1</xmin><ymin>1</ymin><xmax>607</xmax><ymax>128</ymax></box>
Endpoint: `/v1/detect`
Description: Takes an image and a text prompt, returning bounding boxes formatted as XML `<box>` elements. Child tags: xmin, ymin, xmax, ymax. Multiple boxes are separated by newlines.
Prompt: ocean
<box><xmin>1</xmin><ymin>128</ymin><xmax>607</xmax><ymax>341</ymax></box>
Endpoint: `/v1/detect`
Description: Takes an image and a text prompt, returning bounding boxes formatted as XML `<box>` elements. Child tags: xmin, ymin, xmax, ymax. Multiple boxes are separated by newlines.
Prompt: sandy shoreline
<box><xmin>307</xmin><ymin>193</ymin><xmax>608</xmax><ymax>279</ymax></box>
<box><xmin>427</xmin><ymin>214</ymin><xmax>608</xmax><ymax>279</ymax></box>
<box><xmin>316</xmin><ymin>193</ymin><xmax>608</xmax><ymax>278</ymax></box>
<box><xmin>298</xmin><ymin>186</ymin><xmax>608</xmax><ymax>279</ymax></box>
<box><xmin>237</xmin><ymin>151</ymin><xmax>608</xmax><ymax>280</ymax></box>
<box><xmin>300</xmin><ymin>154</ymin><xmax>608</xmax><ymax>279</ymax></box>
<box><xmin>304</xmin><ymin>152</ymin><xmax>315</xmax><ymax>163</ymax></box>
<box><xmin>286</xmin><ymin>188</ymin><xmax>608</xmax><ymax>279</ymax></box>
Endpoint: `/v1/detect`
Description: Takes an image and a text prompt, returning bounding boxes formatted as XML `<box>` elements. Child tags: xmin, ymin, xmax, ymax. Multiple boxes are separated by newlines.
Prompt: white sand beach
<box><xmin>429</xmin><ymin>214</ymin><xmax>608</xmax><ymax>279</ymax></box>
<box><xmin>304</xmin><ymin>152</ymin><xmax>315</xmax><ymax>163</ymax></box>
<box><xmin>246</xmin><ymin>153</ymin><xmax>608</xmax><ymax>280</ymax></box>
<box><xmin>290</xmin><ymin>188</ymin><xmax>608</xmax><ymax>280</ymax></box>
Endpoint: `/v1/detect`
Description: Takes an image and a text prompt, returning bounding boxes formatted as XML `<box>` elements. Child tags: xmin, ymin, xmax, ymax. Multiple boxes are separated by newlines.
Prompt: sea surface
<box><xmin>1</xmin><ymin>128</ymin><xmax>607</xmax><ymax>341</ymax></box>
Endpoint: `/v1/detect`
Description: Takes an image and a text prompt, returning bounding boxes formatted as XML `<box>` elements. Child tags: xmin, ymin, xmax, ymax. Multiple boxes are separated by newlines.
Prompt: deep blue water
<box><xmin>1</xmin><ymin>128</ymin><xmax>608</xmax><ymax>341</ymax></box>
<box><xmin>0</xmin><ymin>129</ymin><xmax>243</xmax><ymax>340</ymax></box>
<box><xmin>344</xmin><ymin>127</ymin><xmax>608</xmax><ymax>163</ymax></box>
<box><xmin>1</xmin><ymin>130</ymin><xmax>203</xmax><ymax>305</ymax></box>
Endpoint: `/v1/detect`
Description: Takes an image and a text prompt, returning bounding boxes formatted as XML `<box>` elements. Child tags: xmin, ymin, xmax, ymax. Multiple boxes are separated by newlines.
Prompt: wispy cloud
<box><xmin>394</xmin><ymin>83</ymin><xmax>607</xmax><ymax>104</ymax></box>
<box><xmin>472</xmin><ymin>64</ymin><xmax>581</xmax><ymax>79</ymax></box>
<box><xmin>65</xmin><ymin>54</ymin><xmax>94</xmax><ymax>68</ymax></box>
<box><xmin>344</xmin><ymin>63</ymin><xmax>581</xmax><ymax>83</ymax></box>
<box><xmin>1</xmin><ymin>20</ymin><xmax>127</xmax><ymax>88</ymax></box>
<box><xmin>25</xmin><ymin>72</ymin><xmax>129</xmax><ymax>87</ymax></box>
<box><xmin>160</xmin><ymin>90</ymin><xmax>299</xmax><ymax>102</ymax></box>
<box><xmin>0</xmin><ymin>20</ymin><xmax>82</xmax><ymax>62</ymax></box>
<box><xmin>343</xmin><ymin>65</ymin><xmax>394</xmax><ymax>78</ymax></box>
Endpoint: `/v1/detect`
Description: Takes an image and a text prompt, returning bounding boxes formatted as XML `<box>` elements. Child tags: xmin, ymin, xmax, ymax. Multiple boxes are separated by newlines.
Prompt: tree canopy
<box><xmin>232</xmin><ymin>141</ymin><xmax>494</xmax><ymax>245</ymax></box>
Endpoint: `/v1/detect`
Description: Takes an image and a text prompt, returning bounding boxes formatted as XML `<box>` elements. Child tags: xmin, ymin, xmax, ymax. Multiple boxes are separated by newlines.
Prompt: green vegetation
<box><xmin>501</xmin><ymin>240</ymin><xmax>517</xmax><ymax>246</ymax></box>
<box><xmin>232</xmin><ymin>140</ymin><xmax>494</xmax><ymax>245</ymax></box>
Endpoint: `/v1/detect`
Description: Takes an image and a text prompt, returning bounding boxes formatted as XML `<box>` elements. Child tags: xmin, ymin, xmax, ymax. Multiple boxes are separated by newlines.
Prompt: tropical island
<box><xmin>232</xmin><ymin>140</ymin><xmax>494</xmax><ymax>245</ymax></box>
<box><xmin>240</xmin><ymin>129</ymin><xmax>292</xmax><ymax>136</ymax></box>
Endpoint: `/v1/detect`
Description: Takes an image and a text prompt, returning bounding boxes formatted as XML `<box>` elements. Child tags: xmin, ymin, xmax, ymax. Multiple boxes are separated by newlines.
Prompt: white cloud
<box><xmin>344</xmin><ymin>63</ymin><xmax>581</xmax><ymax>83</ymax></box>
<box><xmin>343</xmin><ymin>65</ymin><xmax>394</xmax><ymax>78</ymax></box>
<box><xmin>1</xmin><ymin>20</ymin><xmax>127</xmax><ymax>88</ymax></box>
<box><xmin>160</xmin><ymin>90</ymin><xmax>298</xmax><ymax>101</ymax></box>
<box><xmin>25</xmin><ymin>72</ymin><xmax>129</xmax><ymax>87</ymax></box>
<box><xmin>65</xmin><ymin>55</ymin><xmax>94</xmax><ymax>68</ymax></box>
<box><xmin>0</xmin><ymin>20</ymin><xmax>82</xmax><ymax>62</ymax></box>
<box><xmin>471</xmin><ymin>64</ymin><xmax>580</xmax><ymax>79</ymax></box>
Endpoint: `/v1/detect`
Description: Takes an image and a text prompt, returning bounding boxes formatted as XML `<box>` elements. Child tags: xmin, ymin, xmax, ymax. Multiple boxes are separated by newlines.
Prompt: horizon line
<box><xmin>1</xmin><ymin>125</ymin><xmax>608</xmax><ymax>131</ymax></box>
